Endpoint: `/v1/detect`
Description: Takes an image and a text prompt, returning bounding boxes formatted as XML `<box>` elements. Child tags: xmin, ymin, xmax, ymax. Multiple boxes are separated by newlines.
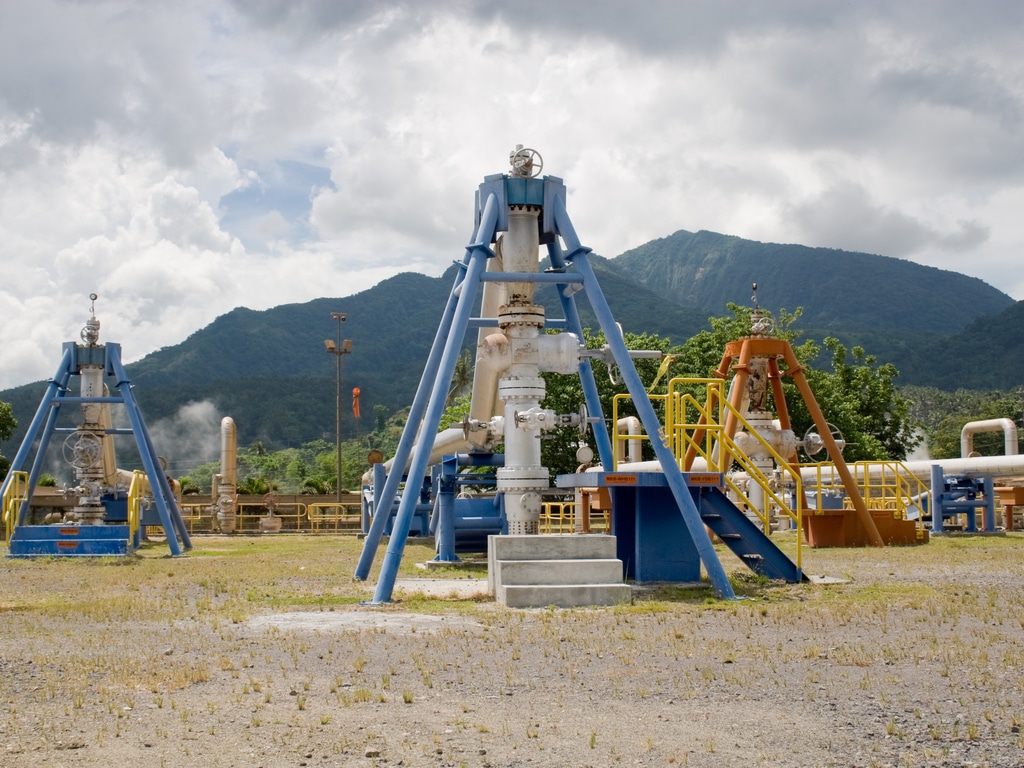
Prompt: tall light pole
<box><xmin>324</xmin><ymin>312</ymin><xmax>352</xmax><ymax>502</ymax></box>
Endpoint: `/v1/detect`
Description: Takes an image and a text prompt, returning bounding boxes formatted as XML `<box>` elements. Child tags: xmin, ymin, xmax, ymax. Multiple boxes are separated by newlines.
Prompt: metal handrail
<box><xmin>803</xmin><ymin>460</ymin><xmax>929</xmax><ymax>539</ymax></box>
<box><xmin>307</xmin><ymin>502</ymin><xmax>362</xmax><ymax>532</ymax></box>
<box><xmin>611</xmin><ymin>378</ymin><xmax>804</xmax><ymax>570</ymax></box>
<box><xmin>237</xmin><ymin>502</ymin><xmax>308</xmax><ymax>531</ymax></box>
<box><xmin>2</xmin><ymin>471</ymin><xmax>29</xmax><ymax>543</ymax></box>
<box><xmin>539</xmin><ymin>501</ymin><xmax>609</xmax><ymax>534</ymax></box>
<box><xmin>127</xmin><ymin>470</ymin><xmax>147</xmax><ymax>541</ymax></box>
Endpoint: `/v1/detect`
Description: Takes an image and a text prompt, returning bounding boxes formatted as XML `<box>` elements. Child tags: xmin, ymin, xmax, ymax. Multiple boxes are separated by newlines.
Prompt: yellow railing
<box><xmin>539</xmin><ymin>501</ymin><xmax>610</xmax><ymax>534</ymax></box>
<box><xmin>179</xmin><ymin>503</ymin><xmax>208</xmax><ymax>533</ymax></box>
<box><xmin>127</xmin><ymin>470</ymin><xmax>149</xmax><ymax>542</ymax></box>
<box><xmin>175</xmin><ymin>499</ymin><xmax>365</xmax><ymax>534</ymax></box>
<box><xmin>612</xmin><ymin>379</ymin><xmax>804</xmax><ymax>531</ymax></box>
<box><xmin>803</xmin><ymin>460</ymin><xmax>929</xmax><ymax>539</ymax></box>
<box><xmin>307</xmin><ymin>503</ymin><xmax>363</xmax><ymax>532</ymax></box>
<box><xmin>611</xmin><ymin>378</ymin><xmax>804</xmax><ymax>570</ymax></box>
<box><xmin>2</xmin><ymin>471</ymin><xmax>29</xmax><ymax>543</ymax></box>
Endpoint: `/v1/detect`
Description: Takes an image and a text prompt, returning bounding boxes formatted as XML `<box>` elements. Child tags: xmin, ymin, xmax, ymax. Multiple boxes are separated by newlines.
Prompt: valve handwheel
<box><xmin>510</xmin><ymin>147</ymin><xmax>544</xmax><ymax>178</ymax></box>
<box><xmin>63</xmin><ymin>432</ymin><xmax>103</xmax><ymax>470</ymax></box>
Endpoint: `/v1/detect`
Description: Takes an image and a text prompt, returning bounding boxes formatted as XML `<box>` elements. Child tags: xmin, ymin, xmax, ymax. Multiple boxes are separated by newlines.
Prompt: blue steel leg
<box><xmin>983</xmin><ymin>477</ymin><xmax>995</xmax><ymax>532</ymax></box>
<box><xmin>108</xmin><ymin>345</ymin><xmax>186</xmax><ymax>556</ymax></box>
<box><xmin>369</xmin><ymin>463</ymin><xmax>385</xmax><ymax>534</ymax></box>
<box><xmin>930</xmin><ymin>465</ymin><xmax>945</xmax><ymax>534</ymax></box>
<box><xmin>354</xmin><ymin>257</ymin><xmax>472</xmax><ymax>580</ymax></box>
<box><xmin>122</xmin><ymin>373</ymin><xmax>192</xmax><ymax>550</ymax></box>
<box><xmin>548</xmin><ymin>242</ymin><xmax>614</xmax><ymax>470</ymax></box>
<box><xmin>553</xmin><ymin>198</ymin><xmax>735</xmax><ymax>599</ymax></box>
<box><xmin>371</xmin><ymin>194</ymin><xmax>499</xmax><ymax>602</ymax></box>
<box><xmin>965</xmin><ymin>489</ymin><xmax>979</xmax><ymax>532</ymax></box>
<box><xmin>138</xmin><ymin>417</ymin><xmax>193</xmax><ymax>549</ymax></box>
<box><xmin>434</xmin><ymin>455</ymin><xmax>458</xmax><ymax>562</ymax></box>
<box><xmin>2</xmin><ymin>346</ymin><xmax>73</xmax><ymax>524</ymax></box>
<box><xmin>21</xmin><ymin>388</ymin><xmax>67</xmax><ymax>525</ymax></box>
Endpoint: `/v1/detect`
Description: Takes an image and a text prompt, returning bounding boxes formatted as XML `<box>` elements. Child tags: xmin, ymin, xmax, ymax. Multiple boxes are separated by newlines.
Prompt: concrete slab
<box><xmin>392</xmin><ymin>578</ymin><xmax>489</xmax><ymax>598</ymax></box>
<box><xmin>246</xmin><ymin>610</ymin><xmax>485</xmax><ymax>634</ymax></box>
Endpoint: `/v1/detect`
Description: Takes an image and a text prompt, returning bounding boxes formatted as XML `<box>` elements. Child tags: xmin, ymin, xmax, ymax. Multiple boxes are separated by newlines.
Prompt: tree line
<box><xmin>1</xmin><ymin>305</ymin><xmax>1021</xmax><ymax>494</ymax></box>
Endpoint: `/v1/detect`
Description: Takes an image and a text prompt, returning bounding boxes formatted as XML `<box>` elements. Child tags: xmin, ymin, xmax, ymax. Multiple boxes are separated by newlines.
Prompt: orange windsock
<box><xmin>352</xmin><ymin>387</ymin><xmax>361</xmax><ymax>419</ymax></box>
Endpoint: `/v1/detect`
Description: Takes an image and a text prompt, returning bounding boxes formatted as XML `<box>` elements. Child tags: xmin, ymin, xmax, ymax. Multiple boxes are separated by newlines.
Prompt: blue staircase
<box><xmin>8</xmin><ymin>524</ymin><xmax>133</xmax><ymax>557</ymax></box>
<box><xmin>694</xmin><ymin>486</ymin><xmax>805</xmax><ymax>583</ymax></box>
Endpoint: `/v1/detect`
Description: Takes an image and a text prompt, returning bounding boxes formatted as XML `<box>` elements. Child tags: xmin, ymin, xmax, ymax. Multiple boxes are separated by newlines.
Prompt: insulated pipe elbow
<box><xmin>469</xmin><ymin>253</ymin><xmax>507</xmax><ymax>421</ymax></box>
<box><xmin>471</xmin><ymin>333</ymin><xmax>508</xmax><ymax>422</ymax></box>
<box><xmin>960</xmin><ymin>418</ymin><xmax>1019</xmax><ymax>458</ymax></box>
<box><xmin>616</xmin><ymin>417</ymin><xmax>642</xmax><ymax>464</ymax></box>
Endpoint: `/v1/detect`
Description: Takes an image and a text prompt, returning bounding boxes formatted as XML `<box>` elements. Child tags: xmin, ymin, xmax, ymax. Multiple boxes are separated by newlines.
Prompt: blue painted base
<box><xmin>382</xmin><ymin>504</ymin><xmax>431</xmax><ymax>538</ymax></box>
<box><xmin>7</xmin><ymin>524</ymin><xmax>134</xmax><ymax>557</ymax></box>
<box><xmin>611</xmin><ymin>484</ymin><xmax>703</xmax><ymax>582</ymax></box>
<box><xmin>559</xmin><ymin>471</ymin><xmax>804</xmax><ymax>584</ymax></box>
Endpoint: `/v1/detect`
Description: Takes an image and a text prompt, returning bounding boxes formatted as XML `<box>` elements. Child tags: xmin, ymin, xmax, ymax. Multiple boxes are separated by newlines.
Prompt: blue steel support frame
<box><xmin>358</xmin><ymin>173</ymin><xmax>735</xmax><ymax>601</ymax></box>
<box><xmin>1</xmin><ymin>341</ymin><xmax>189</xmax><ymax>556</ymax></box>
<box><xmin>433</xmin><ymin>452</ymin><xmax>504</xmax><ymax>561</ymax></box>
<box><xmin>929</xmin><ymin>465</ymin><xmax>997</xmax><ymax>535</ymax></box>
<box><xmin>545</xmin><ymin>239</ymin><xmax>615</xmax><ymax>471</ymax></box>
<box><xmin>551</xmin><ymin>195</ymin><xmax>735</xmax><ymax>599</ymax></box>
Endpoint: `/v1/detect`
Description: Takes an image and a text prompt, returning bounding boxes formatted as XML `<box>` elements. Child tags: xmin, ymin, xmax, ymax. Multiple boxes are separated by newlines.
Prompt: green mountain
<box><xmin>606</xmin><ymin>230</ymin><xmax>1012</xmax><ymax>334</ymax></box>
<box><xmin>2</xmin><ymin>231</ymin><xmax>1019</xmax><ymax>455</ymax></box>
<box><xmin>914</xmin><ymin>301</ymin><xmax>1024</xmax><ymax>391</ymax></box>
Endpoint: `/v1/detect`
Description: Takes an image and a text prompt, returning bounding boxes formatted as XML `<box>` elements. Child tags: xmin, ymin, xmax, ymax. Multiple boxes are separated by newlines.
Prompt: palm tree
<box><xmin>446</xmin><ymin>349</ymin><xmax>474</xmax><ymax>408</ymax></box>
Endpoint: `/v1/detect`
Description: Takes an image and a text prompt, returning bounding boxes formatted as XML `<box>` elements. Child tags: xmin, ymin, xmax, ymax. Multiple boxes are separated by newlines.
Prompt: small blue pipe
<box><xmin>983</xmin><ymin>477</ymin><xmax>995</xmax><ymax>532</ymax></box>
<box><xmin>931</xmin><ymin>464</ymin><xmax>945</xmax><ymax>534</ymax></box>
<box><xmin>434</xmin><ymin>455</ymin><xmax>458</xmax><ymax>562</ymax></box>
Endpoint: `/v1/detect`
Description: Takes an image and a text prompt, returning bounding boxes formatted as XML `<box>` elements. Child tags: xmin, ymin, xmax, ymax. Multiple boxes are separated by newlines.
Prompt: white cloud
<box><xmin>1</xmin><ymin>0</ymin><xmax>1024</xmax><ymax>392</ymax></box>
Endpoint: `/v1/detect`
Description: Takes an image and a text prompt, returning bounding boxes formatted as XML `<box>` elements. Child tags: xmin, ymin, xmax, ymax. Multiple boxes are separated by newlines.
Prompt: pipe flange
<box><xmin>496</xmin><ymin>467</ymin><xmax>549</xmax><ymax>491</ymax></box>
<box><xmin>497</xmin><ymin>304</ymin><xmax>545</xmax><ymax>329</ymax></box>
<box><xmin>497</xmin><ymin>376</ymin><xmax>545</xmax><ymax>399</ymax></box>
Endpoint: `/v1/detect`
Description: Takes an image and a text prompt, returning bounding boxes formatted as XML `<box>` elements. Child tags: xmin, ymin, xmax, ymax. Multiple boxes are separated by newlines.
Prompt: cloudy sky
<box><xmin>2</xmin><ymin>0</ymin><xmax>1023</xmax><ymax>391</ymax></box>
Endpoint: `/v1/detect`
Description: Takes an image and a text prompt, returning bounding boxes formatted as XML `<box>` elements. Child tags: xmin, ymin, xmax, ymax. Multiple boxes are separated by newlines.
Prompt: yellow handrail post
<box><xmin>3</xmin><ymin>471</ymin><xmax>30</xmax><ymax>543</ymax></box>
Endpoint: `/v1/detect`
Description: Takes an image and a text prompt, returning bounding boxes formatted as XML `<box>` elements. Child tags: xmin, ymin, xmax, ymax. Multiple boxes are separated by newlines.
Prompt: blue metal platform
<box><xmin>556</xmin><ymin>471</ymin><xmax>804</xmax><ymax>584</ymax></box>
<box><xmin>8</xmin><ymin>524</ymin><xmax>133</xmax><ymax>557</ymax></box>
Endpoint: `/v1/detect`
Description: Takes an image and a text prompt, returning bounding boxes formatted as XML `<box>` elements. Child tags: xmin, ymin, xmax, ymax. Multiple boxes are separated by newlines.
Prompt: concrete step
<box><xmin>488</xmin><ymin>533</ymin><xmax>617</xmax><ymax>562</ymax></box>
<box><xmin>499</xmin><ymin>583</ymin><xmax>632</xmax><ymax>609</ymax></box>
<box><xmin>494</xmin><ymin>558</ymin><xmax>623</xmax><ymax>586</ymax></box>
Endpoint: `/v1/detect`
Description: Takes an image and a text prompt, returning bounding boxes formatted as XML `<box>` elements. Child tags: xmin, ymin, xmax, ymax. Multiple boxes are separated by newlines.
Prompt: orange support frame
<box><xmin>714</xmin><ymin>336</ymin><xmax>885</xmax><ymax>547</ymax></box>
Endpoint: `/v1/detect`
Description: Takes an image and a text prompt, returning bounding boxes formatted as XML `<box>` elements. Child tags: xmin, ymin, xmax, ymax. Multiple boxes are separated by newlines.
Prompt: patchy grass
<box><xmin>2</xmin><ymin>532</ymin><xmax>1024</xmax><ymax>767</ymax></box>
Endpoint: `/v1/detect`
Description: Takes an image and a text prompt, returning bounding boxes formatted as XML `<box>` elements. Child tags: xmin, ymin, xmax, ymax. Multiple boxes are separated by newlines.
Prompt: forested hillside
<box><xmin>2</xmin><ymin>230</ymin><xmax>1020</xmax><ymax>454</ymax></box>
<box><xmin>606</xmin><ymin>230</ymin><xmax>1013</xmax><ymax>334</ymax></box>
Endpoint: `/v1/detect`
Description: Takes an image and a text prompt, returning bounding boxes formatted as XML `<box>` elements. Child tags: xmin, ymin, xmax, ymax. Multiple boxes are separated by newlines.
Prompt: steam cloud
<box><xmin>146</xmin><ymin>400</ymin><xmax>224</xmax><ymax>477</ymax></box>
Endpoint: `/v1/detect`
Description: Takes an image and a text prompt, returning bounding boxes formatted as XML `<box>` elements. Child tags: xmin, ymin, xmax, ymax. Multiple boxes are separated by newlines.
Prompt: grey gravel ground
<box><xmin>2</xmin><ymin>534</ymin><xmax>1023</xmax><ymax>767</ymax></box>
